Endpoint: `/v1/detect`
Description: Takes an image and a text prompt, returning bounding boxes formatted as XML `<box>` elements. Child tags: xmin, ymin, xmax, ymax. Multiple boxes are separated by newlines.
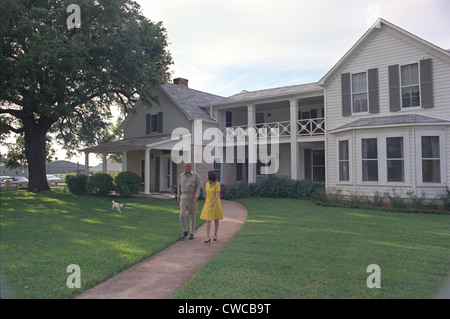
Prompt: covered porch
<box><xmin>81</xmin><ymin>135</ymin><xmax>184</xmax><ymax>195</ymax></box>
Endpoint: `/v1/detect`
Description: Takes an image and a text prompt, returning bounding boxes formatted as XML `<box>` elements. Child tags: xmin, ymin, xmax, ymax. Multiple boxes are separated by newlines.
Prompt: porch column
<box><xmin>122</xmin><ymin>151</ymin><xmax>127</xmax><ymax>172</ymax></box>
<box><xmin>290</xmin><ymin>99</ymin><xmax>299</xmax><ymax>180</ymax></box>
<box><xmin>144</xmin><ymin>148</ymin><xmax>151</xmax><ymax>195</ymax></box>
<box><xmin>102</xmin><ymin>153</ymin><xmax>107</xmax><ymax>173</ymax></box>
<box><xmin>247</xmin><ymin>104</ymin><xmax>257</xmax><ymax>183</ymax></box>
<box><xmin>84</xmin><ymin>152</ymin><xmax>89</xmax><ymax>175</ymax></box>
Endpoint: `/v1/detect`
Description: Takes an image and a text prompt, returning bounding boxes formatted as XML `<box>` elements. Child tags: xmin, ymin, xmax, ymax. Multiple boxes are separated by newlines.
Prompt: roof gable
<box><xmin>318</xmin><ymin>18</ymin><xmax>450</xmax><ymax>86</ymax></box>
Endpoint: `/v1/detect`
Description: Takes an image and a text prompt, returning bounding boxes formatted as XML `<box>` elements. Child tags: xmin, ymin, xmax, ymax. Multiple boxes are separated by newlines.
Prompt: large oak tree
<box><xmin>0</xmin><ymin>0</ymin><xmax>172</xmax><ymax>191</ymax></box>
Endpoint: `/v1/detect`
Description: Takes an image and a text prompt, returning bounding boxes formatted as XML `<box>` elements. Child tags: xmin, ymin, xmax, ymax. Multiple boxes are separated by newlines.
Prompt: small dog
<box><xmin>112</xmin><ymin>200</ymin><xmax>124</xmax><ymax>213</ymax></box>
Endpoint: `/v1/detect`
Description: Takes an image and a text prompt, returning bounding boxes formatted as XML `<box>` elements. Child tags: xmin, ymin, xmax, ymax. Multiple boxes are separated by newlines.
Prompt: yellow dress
<box><xmin>200</xmin><ymin>182</ymin><xmax>223</xmax><ymax>220</ymax></box>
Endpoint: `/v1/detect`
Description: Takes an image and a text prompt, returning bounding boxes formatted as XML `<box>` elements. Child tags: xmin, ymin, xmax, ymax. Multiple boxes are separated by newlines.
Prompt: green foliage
<box><xmin>222</xmin><ymin>176</ymin><xmax>325</xmax><ymax>200</ymax></box>
<box><xmin>114</xmin><ymin>171</ymin><xmax>142</xmax><ymax>197</ymax></box>
<box><xmin>1</xmin><ymin>0</ymin><xmax>173</xmax><ymax>191</ymax></box>
<box><xmin>66</xmin><ymin>174</ymin><xmax>88</xmax><ymax>195</ymax></box>
<box><xmin>86</xmin><ymin>172</ymin><xmax>114</xmax><ymax>195</ymax></box>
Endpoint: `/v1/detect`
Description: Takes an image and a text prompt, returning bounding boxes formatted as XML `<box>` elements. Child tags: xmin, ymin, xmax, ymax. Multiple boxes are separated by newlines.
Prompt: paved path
<box><xmin>75</xmin><ymin>200</ymin><xmax>247</xmax><ymax>299</ymax></box>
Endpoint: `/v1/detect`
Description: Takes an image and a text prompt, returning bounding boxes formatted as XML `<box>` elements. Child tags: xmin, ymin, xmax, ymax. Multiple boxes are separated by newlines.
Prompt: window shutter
<box><xmin>388</xmin><ymin>64</ymin><xmax>401</xmax><ymax>112</ymax></box>
<box><xmin>146</xmin><ymin>114</ymin><xmax>151</xmax><ymax>134</ymax></box>
<box><xmin>171</xmin><ymin>161</ymin><xmax>177</xmax><ymax>186</ymax></box>
<box><xmin>368</xmin><ymin>68</ymin><xmax>379</xmax><ymax>114</ymax></box>
<box><xmin>157</xmin><ymin>112</ymin><xmax>163</xmax><ymax>133</ymax></box>
<box><xmin>341</xmin><ymin>73</ymin><xmax>351</xmax><ymax>116</ymax></box>
<box><xmin>420</xmin><ymin>58</ymin><xmax>433</xmax><ymax>108</ymax></box>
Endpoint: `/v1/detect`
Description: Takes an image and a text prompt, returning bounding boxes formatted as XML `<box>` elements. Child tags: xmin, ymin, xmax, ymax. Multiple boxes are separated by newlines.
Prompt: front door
<box><xmin>160</xmin><ymin>156</ymin><xmax>172</xmax><ymax>192</ymax></box>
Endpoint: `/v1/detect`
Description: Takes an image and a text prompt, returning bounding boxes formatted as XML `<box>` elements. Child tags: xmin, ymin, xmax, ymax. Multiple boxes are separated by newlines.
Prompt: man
<box><xmin>177</xmin><ymin>163</ymin><xmax>201</xmax><ymax>240</ymax></box>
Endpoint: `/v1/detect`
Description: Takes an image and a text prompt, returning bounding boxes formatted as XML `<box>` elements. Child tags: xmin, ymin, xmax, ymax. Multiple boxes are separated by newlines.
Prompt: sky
<box><xmin>138</xmin><ymin>0</ymin><xmax>450</xmax><ymax>97</ymax></box>
<box><xmin>2</xmin><ymin>0</ymin><xmax>449</xmax><ymax>167</ymax></box>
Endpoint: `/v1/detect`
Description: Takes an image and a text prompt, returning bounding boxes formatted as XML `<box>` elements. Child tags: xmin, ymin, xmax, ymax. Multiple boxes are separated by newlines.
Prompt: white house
<box><xmin>82</xmin><ymin>18</ymin><xmax>450</xmax><ymax>199</ymax></box>
<box><xmin>319</xmin><ymin>18</ymin><xmax>450</xmax><ymax>198</ymax></box>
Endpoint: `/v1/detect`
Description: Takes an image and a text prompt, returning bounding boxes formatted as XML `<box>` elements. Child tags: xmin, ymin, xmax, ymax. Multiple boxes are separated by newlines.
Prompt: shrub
<box><xmin>66</xmin><ymin>174</ymin><xmax>88</xmax><ymax>195</ymax></box>
<box><xmin>86</xmin><ymin>172</ymin><xmax>114</xmax><ymax>195</ymax></box>
<box><xmin>222</xmin><ymin>176</ymin><xmax>325</xmax><ymax>200</ymax></box>
<box><xmin>114</xmin><ymin>171</ymin><xmax>142</xmax><ymax>196</ymax></box>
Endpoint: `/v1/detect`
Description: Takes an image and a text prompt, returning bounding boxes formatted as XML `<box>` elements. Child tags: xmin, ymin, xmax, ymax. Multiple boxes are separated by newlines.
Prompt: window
<box><xmin>352</xmin><ymin>72</ymin><xmax>368</xmax><ymax>113</ymax></box>
<box><xmin>386</xmin><ymin>137</ymin><xmax>404</xmax><ymax>182</ymax></box>
<box><xmin>213</xmin><ymin>159</ymin><xmax>222</xmax><ymax>183</ymax></box>
<box><xmin>401</xmin><ymin>63</ymin><xmax>420</xmax><ymax>108</ymax></box>
<box><xmin>151</xmin><ymin>114</ymin><xmax>158</xmax><ymax>132</ymax></box>
<box><xmin>339</xmin><ymin>140</ymin><xmax>350</xmax><ymax>181</ymax></box>
<box><xmin>226</xmin><ymin>111</ymin><xmax>232</xmax><ymax>127</ymax></box>
<box><xmin>361</xmin><ymin>138</ymin><xmax>378</xmax><ymax>182</ymax></box>
<box><xmin>421</xmin><ymin>136</ymin><xmax>440</xmax><ymax>183</ymax></box>
<box><xmin>236</xmin><ymin>163</ymin><xmax>243</xmax><ymax>181</ymax></box>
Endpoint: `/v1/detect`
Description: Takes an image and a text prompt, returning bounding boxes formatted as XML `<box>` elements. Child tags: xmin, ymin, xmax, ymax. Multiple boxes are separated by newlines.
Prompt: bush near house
<box><xmin>222</xmin><ymin>176</ymin><xmax>325</xmax><ymax>200</ymax></box>
<box><xmin>86</xmin><ymin>172</ymin><xmax>114</xmax><ymax>195</ymax></box>
<box><xmin>65</xmin><ymin>174</ymin><xmax>88</xmax><ymax>195</ymax></box>
<box><xmin>114</xmin><ymin>171</ymin><xmax>142</xmax><ymax>197</ymax></box>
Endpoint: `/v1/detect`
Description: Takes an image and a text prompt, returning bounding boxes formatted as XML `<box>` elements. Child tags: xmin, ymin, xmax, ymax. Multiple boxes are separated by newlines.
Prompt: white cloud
<box><xmin>139</xmin><ymin>0</ymin><xmax>450</xmax><ymax>96</ymax></box>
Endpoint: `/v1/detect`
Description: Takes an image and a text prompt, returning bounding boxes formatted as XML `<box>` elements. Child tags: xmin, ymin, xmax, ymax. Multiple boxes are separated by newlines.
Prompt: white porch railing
<box><xmin>223</xmin><ymin>118</ymin><xmax>324</xmax><ymax>139</ymax></box>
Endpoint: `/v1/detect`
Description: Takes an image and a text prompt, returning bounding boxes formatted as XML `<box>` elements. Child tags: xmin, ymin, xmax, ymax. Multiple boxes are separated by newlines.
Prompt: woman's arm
<box><xmin>211</xmin><ymin>191</ymin><xmax>220</xmax><ymax>207</ymax></box>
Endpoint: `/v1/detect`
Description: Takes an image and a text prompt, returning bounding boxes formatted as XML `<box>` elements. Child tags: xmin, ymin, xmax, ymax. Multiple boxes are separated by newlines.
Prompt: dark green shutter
<box><xmin>368</xmin><ymin>68</ymin><xmax>379</xmax><ymax>114</ymax></box>
<box><xmin>304</xmin><ymin>149</ymin><xmax>312</xmax><ymax>180</ymax></box>
<box><xmin>157</xmin><ymin>112</ymin><xmax>163</xmax><ymax>133</ymax></box>
<box><xmin>146</xmin><ymin>114</ymin><xmax>151</xmax><ymax>134</ymax></box>
<box><xmin>341</xmin><ymin>73</ymin><xmax>352</xmax><ymax>116</ymax></box>
<box><xmin>388</xmin><ymin>64</ymin><xmax>401</xmax><ymax>112</ymax></box>
<box><xmin>171</xmin><ymin>161</ymin><xmax>177</xmax><ymax>186</ymax></box>
<box><xmin>420</xmin><ymin>58</ymin><xmax>433</xmax><ymax>108</ymax></box>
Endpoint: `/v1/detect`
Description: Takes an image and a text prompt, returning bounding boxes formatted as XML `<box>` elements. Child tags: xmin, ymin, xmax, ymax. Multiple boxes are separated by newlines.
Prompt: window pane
<box><xmin>422</xmin><ymin>136</ymin><xmax>440</xmax><ymax>158</ymax></box>
<box><xmin>339</xmin><ymin>140</ymin><xmax>349</xmax><ymax>160</ymax></box>
<box><xmin>387</xmin><ymin>137</ymin><xmax>403</xmax><ymax>159</ymax></box>
<box><xmin>401</xmin><ymin>64</ymin><xmax>418</xmax><ymax>86</ymax></box>
<box><xmin>402</xmin><ymin>88</ymin><xmax>412</xmax><ymax>108</ymax></box>
<box><xmin>352</xmin><ymin>72</ymin><xmax>366</xmax><ymax>93</ymax></box>
<box><xmin>387</xmin><ymin>160</ymin><xmax>404</xmax><ymax>182</ymax></box>
<box><xmin>411</xmin><ymin>86</ymin><xmax>420</xmax><ymax>106</ymax></box>
<box><xmin>339</xmin><ymin>161</ymin><xmax>349</xmax><ymax>181</ymax></box>
<box><xmin>362</xmin><ymin>138</ymin><xmax>377</xmax><ymax>159</ymax></box>
<box><xmin>362</xmin><ymin>160</ymin><xmax>378</xmax><ymax>181</ymax></box>
<box><xmin>353</xmin><ymin>93</ymin><xmax>368</xmax><ymax>112</ymax></box>
<box><xmin>422</xmin><ymin>160</ymin><xmax>441</xmax><ymax>183</ymax></box>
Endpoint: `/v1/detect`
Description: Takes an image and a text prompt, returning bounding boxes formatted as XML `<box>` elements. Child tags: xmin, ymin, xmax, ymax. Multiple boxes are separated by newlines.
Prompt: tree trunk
<box><xmin>23</xmin><ymin>120</ymin><xmax>51</xmax><ymax>192</ymax></box>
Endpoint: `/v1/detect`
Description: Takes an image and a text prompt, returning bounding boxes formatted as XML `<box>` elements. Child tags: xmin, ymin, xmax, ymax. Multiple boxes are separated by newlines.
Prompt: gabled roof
<box><xmin>331</xmin><ymin>114</ymin><xmax>450</xmax><ymax>133</ymax></box>
<box><xmin>318</xmin><ymin>18</ymin><xmax>450</xmax><ymax>86</ymax></box>
<box><xmin>160</xmin><ymin>83</ymin><xmax>230</xmax><ymax>122</ymax></box>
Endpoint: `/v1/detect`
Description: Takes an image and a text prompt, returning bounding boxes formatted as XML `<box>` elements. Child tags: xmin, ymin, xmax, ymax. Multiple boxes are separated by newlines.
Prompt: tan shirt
<box><xmin>177</xmin><ymin>171</ymin><xmax>201</xmax><ymax>202</ymax></box>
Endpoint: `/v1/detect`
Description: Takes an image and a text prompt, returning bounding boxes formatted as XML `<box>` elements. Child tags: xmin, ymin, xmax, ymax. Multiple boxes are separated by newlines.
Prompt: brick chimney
<box><xmin>173</xmin><ymin>77</ymin><xmax>189</xmax><ymax>87</ymax></box>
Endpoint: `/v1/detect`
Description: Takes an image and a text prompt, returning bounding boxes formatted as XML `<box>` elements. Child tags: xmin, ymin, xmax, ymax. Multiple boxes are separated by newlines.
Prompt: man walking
<box><xmin>177</xmin><ymin>163</ymin><xmax>201</xmax><ymax>240</ymax></box>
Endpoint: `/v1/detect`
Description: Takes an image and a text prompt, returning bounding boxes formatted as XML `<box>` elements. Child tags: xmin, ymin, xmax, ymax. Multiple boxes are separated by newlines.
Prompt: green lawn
<box><xmin>0</xmin><ymin>189</ymin><xmax>203</xmax><ymax>299</ymax></box>
<box><xmin>175</xmin><ymin>198</ymin><xmax>450</xmax><ymax>299</ymax></box>
<box><xmin>1</xmin><ymin>191</ymin><xmax>449</xmax><ymax>299</ymax></box>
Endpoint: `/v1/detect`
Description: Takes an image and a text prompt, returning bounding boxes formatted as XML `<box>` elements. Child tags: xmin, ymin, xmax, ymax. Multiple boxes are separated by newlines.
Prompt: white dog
<box><xmin>112</xmin><ymin>200</ymin><xmax>124</xmax><ymax>213</ymax></box>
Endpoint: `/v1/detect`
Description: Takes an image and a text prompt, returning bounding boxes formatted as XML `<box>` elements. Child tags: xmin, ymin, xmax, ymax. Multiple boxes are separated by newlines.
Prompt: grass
<box><xmin>0</xmin><ymin>188</ymin><xmax>204</xmax><ymax>299</ymax></box>
<box><xmin>1</xmin><ymin>191</ymin><xmax>449</xmax><ymax>299</ymax></box>
<box><xmin>174</xmin><ymin>198</ymin><xmax>450</xmax><ymax>299</ymax></box>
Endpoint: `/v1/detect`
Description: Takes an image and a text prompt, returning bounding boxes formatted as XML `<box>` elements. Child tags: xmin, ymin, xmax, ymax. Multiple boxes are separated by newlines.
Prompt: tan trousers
<box><xmin>180</xmin><ymin>201</ymin><xmax>198</xmax><ymax>234</ymax></box>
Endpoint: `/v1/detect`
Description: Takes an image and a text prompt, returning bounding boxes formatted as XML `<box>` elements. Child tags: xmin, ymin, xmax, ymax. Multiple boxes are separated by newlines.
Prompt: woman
<box><xmin>200</xmin><ymin>170</ymin><xmax>223</xmax><ymax>244</ymax></box>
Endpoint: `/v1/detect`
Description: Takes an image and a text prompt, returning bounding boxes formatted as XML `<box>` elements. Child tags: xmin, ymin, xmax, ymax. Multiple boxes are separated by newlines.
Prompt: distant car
<box><xmin>46</xmin><ymin>175</ymin><xmax>63</xmax><ymax>185</ymax></box>
<box><xmin>0</xmin><ymin>176</ymin><xmax>13</xmax><ymax>190</ymax></box>
<box><xmin>12</xmin><ymin>176</ymin><xmax>29</xmax><ymax>189</ymax></box>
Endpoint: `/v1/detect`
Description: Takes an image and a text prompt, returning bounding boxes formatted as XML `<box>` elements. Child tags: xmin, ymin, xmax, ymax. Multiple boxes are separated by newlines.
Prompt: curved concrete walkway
<box><xmin>75</xmin><ymin>200</ymin><xmax>247</xmax><ymax>299</ymax></box>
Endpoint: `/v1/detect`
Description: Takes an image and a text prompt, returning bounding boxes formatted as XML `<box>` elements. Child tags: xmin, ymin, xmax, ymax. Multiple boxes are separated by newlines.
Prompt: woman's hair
<box><xmin>207</xmin><ymin>170</ymin><xmax>217</xmax><ymax>182</ymax></box>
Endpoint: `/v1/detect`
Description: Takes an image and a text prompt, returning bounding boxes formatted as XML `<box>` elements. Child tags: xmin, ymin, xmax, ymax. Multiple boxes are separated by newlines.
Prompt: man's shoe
<box><xmin>180</xmin><ymin>232</ymin><xmax>188</xmax><ymax>240</ymax></box>
<box><xmin>189</xmin><ymin>234</ymin><xmax>194</xmax><ymax>240</ymax></box>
